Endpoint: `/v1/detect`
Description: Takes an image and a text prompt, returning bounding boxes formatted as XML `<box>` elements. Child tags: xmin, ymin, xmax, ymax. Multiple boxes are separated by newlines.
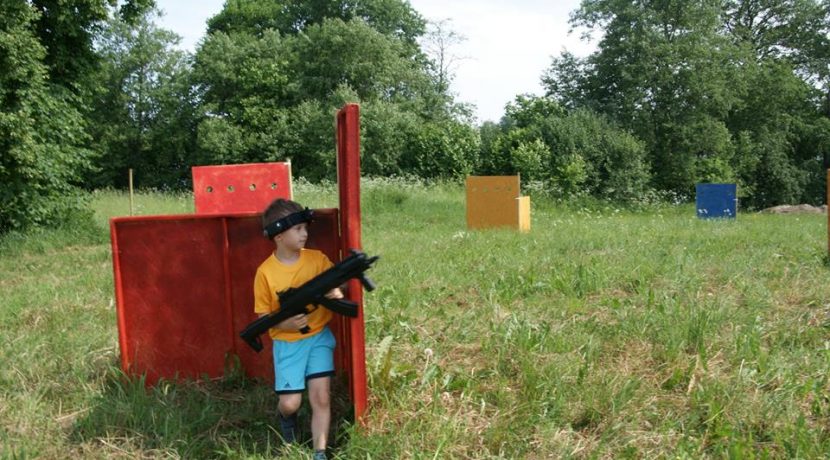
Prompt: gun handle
<box><xmin>319</xmin><ymin>297</ymin><xmax>359</xmax><ymax>317</ymax></box>
<box><xmin>359</xmin><ymin>274</ymin><xmax>377</xmax><ymax>291</ymax></box>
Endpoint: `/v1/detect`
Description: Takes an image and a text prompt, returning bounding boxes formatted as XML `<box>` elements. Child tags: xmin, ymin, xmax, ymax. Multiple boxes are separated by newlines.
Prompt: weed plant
<box><xmin>1</xmin><ymin>178</ymin><xmax>828</xmax><ymax>458</ymax></box>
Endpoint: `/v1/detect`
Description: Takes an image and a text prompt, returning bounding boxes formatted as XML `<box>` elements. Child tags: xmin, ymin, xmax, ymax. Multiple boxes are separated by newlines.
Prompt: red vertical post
<box><xmin>111</xmin><ymin>220</ymin><xmax>130</xmax><ymax>374</ymax></box>
<box><xmin>336</xmin><ymin>104</ymin><xmax>368</xmax><ymax>421</ymax></box>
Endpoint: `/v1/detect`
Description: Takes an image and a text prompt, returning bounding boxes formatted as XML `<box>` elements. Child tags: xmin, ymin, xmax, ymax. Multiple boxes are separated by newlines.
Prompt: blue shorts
<box><xmin>273</xmin><ymin>326</ymin><xmax>336</xmax><ymax>394</ymax></box>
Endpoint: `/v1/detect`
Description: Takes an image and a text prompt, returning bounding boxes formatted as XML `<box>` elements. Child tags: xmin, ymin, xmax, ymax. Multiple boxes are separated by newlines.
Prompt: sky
<box><xmin>153</xmin><ymin>0</ymin><xmax>594</xmax><ymax>123</ymax></box>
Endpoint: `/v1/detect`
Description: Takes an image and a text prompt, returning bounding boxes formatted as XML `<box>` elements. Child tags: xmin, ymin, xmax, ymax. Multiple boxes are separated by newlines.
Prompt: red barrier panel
<box><xmin>192</xmin><ymin>162</ymin><xmax>292</xmax><ymax>214</ymax></box>
<box><xmin>111</xmin><ymin>209</ymin><xmax>340</xmax><ymax>384</ymax></box>
<box><xmin>111</xmin><ymin>104</ymin><xmax>368</xmax><ymax>421</ymax></box>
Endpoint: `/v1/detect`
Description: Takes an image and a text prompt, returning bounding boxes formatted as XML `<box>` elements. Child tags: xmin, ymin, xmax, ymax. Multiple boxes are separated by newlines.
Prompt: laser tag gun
<box><xmin>240</xmin><ymin>249</ymin><xmax>379</xmax><ymax>352</ymax></box>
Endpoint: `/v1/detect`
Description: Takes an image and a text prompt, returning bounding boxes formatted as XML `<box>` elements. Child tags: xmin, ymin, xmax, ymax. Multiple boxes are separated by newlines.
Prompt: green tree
<box><xmin>0</xmin><ymin>3</ymin><xmax>94</xmax><ymax>231</ymax></box>
<box><xmin>721</xmin><ymin>0</ymin><xmax>830</xmax><ymax>206</ymax></box>
<box><xmin>88</xmin><ymin>8</ymin><xmax>197</xmax><ymax>189</ymax></box>
<box><xmin>401</xmin><ymin>120</ymin><xmax>480</xmax><ymax>178</ymax></box>
<box><xmin>568</xmin><ymin>0</ymin><xmax>740</xmax><ymax>194</ymax></box>
<box><xmin>723</xmin><ymin>0</ymin><xmax>830</xmax><ymax>80</ymax></box>
<box><xmin>206</xmin><ymin>0</ymin><xmax>425</xmax><ymax>49</ymax></box>
<box><xmin>192</xmin><ymin>0</ymin><xmax>476</xmax><ymax>181</ymax></box>
<box><xmin>724</xmin><ymin>58</ymin><xmax>823</xmax><ymax>207</ymax></box>
<box><xmin>483</xmin><ymin>95</ymin><xmax>649</xmax><ymax>201</ymax></box>
<box><xmin>288</xmin><ymin>18</ymin><xmax>430</xmax><ymax>102</ymax></box>
<box><xmin>30</xmin><ymin>0</ymin><xmax>154</xmax><ymax>89</ymax></box>
<box><xmin>543</xmin><ymin>0</ymin><xmax>830</xmax><ymax>206</ymax></box>
<box><xmin>0</xmin><ymin>0</ymin><xmax>157</xmax><ymax>232</ymax></box>
<box><xmin>192</xmin><ymin>28</ymin><xmax>300</xmax><ymax>167</ymax></box>
<box><xmin>477</xmin><ymin>121</ymin><xmax>503</xmax><ymax>174</ymax></box>
<box><xmin>360</xmin><ymin>100</ymin><xmax>420</xmax><ymax>176</ymax></box>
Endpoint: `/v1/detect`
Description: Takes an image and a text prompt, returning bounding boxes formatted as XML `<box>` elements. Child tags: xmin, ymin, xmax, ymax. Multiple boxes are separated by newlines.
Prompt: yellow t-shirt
<box><xmin>253</xmin><ymin>248</ymin><xmax>334</xmax><ymax>342</ymax></box>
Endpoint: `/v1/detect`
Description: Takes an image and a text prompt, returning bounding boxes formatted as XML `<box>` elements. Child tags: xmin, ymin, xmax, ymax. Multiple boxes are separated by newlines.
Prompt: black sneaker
<box><xmin>277</xmin><ymin>412</ymin><xmax>298</xmax><ymax>443</ymax></box>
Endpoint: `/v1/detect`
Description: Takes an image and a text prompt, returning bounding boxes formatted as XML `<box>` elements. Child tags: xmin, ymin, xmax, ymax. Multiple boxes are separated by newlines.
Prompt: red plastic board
<box><xmin>192</xmin><ymin>163</ymin><xmax>292</xmax><ymax>214</ymax></box>
<box><xmin>112</xmin><ymin>104</ymin><xmax>368</xmax><ymax>422</ymax></box>
<box><xmin>336</xmin><ymin>104</ymin><xmax>368</xmax><ymax>420</ymax></box>
<box><xmin>111</xmin><ymin>210</ymin><xmax>341</xmax><ymax>385</ymax></box>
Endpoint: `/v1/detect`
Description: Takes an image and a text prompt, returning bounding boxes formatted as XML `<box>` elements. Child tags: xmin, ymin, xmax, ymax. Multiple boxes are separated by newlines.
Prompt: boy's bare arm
<box><xmin>324</xmin><ymin>288</ymin><xmax>344</xmax><ymax>299</ymax></box>
<box><xmin>255</xmin><ymin>286</ymin><xmax>340</xmax><ymax>330</ymax></box>
<box><xmin>259</xmin><ymin>313</ymin><xmax>308</xmax><ymax>330</ymax></box>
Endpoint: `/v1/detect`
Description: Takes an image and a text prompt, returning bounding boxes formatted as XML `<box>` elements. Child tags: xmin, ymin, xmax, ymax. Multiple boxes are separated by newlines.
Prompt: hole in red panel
<box><xmin>249</xmin><ymin>183</ymin><xmax>256</xmax><ymax>191</ymax></box>
<box><xmin>206</xmin><ymin>186</ymin><xmax>213</xmax><ymax>193</ymax></box>
<box><xmin>227</xmin><ymin>185</ymin><xmax>235</xmax><ymax>192</ymax></box>
<box><xmin>270</xmin><ymin>182</ymin><xmax>278</xmax><ymax>190</ymax></box>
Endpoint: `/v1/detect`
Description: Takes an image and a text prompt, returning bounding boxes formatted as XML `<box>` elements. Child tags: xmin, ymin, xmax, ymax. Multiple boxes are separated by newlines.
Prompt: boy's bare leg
<box><xmin>278</xmin><ymin>393</ymin><xmax>302</xmax><ymax>442</ymax></box>
<box><xmin>307</xmin><ymin>376</ymin><xmax>331</xmax><ymax>451</ymax></box>
<box><xmin>278</xmin><ymin>393</ymin><xmax>303</xmax><ymax>415</ymax></box>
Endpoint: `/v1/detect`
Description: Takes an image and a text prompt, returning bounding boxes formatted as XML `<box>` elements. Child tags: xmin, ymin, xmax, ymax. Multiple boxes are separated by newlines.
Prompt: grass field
<box><xmin>1</xmin><ymin>179</ymin><xmax>829</xmax><ymax>458</ymax></box>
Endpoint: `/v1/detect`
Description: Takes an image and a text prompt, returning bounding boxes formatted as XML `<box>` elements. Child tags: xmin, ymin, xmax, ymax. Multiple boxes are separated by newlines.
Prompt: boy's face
<box><xmin>275</xmin><ymin>222</ymin><xmax>308</xmax><ymax>252</ymax></box>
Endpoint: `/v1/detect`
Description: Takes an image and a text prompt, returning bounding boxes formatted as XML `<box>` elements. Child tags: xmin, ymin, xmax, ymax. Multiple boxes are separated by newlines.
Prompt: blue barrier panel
<box><xmin>696</xmin><ymin>183</ymin><xmax>737</xmax><ymax>219</ymax></box>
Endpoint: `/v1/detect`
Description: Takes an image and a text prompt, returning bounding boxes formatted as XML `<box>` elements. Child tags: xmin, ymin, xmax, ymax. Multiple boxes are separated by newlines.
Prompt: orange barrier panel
<box><xmin>192</xmin><ymin>162</ymin><xmax>292</xmax><ymax>214</ymax></box>
<box><xmin>466</xmin><ymin>175</ymin><xmax>530</xmax><ymax>232</ymax></box>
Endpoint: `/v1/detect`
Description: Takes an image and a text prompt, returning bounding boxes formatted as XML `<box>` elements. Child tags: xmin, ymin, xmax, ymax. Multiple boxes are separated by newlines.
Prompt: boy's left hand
<box><xmin>325</xmin><ymin>288</ymin><xmax>344</xmax><ymax>299</ymax></box>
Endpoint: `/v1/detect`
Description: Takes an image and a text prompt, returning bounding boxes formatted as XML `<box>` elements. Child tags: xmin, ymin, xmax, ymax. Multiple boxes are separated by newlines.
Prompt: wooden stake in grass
<box><xmin>287</xmin><ymin>158</ymin><xmax>294</xmax><ymax>199</ymax></box>
<box><xmin>129</xmin><ymin>168</ymin><xmax>134</xmax><ymax>216</ymax></box>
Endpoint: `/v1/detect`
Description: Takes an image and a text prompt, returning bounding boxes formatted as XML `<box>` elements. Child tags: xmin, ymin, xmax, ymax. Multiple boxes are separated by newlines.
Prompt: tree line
<box><xmin>1</xmin><ymin>0</ymin><xmax>829</xmax><ymax>232</ymax></box>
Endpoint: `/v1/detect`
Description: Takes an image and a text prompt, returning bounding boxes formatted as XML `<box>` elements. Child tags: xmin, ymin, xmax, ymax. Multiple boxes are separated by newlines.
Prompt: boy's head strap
<box><xmin>263</xmin><ymin>208</ymin><xmax>314</xmax><ymax>239</ymax></box>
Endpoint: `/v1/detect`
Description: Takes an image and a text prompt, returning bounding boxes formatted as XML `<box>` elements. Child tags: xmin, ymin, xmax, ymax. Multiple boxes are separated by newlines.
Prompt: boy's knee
<box><xmin>278</xmin><ymin>394</ymin><xmax>302</xmax><ymax>415</ymax></box>
<box><xmin>308</xmin><ymin>387</ymin><xmax>330</xmax><ymax>410</ymax></box>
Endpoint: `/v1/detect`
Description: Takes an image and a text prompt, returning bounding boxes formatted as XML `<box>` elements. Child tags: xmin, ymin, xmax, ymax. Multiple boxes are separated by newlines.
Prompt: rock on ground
<box><xmin>760</xmin><ymin>204</ymin><xmax>827</xmax><ymax>214</ymax></box>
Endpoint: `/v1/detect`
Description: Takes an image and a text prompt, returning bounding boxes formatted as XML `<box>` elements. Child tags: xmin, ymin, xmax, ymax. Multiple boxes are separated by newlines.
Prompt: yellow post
<box><xmin>517</xmin><ymin>196</ymin><xmax>531</xmax><ymax>232</ymax></box>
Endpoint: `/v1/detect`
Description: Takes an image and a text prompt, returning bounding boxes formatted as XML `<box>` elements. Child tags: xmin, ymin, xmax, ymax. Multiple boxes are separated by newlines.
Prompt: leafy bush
<box><xmin>481</xmin><ymin>97</ymin><xmax>651</xmax><ymax>202</ymax></box>
<box><xmin>403</xmin><ymin>120</ymin><xmax>480</xmax><ymax>178</ymax></box>
<box><xmin>361</xmin><ymin>101</ymin><xmax>420</xmax><ymax>177</ymax></box>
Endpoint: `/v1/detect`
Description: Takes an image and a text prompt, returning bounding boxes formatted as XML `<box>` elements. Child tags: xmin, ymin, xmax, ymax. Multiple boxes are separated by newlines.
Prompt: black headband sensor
<box><xmin>263</xmin><ymin>208</ymin><xmax>314</xmax><ymax>239</ymax></box>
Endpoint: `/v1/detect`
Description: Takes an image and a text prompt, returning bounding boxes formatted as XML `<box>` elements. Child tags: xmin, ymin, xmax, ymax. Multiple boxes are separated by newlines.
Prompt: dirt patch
<box><xmin>760</xmin><ymin>204</ymin><xmax>827</xmax><ymax>214</ymax></box>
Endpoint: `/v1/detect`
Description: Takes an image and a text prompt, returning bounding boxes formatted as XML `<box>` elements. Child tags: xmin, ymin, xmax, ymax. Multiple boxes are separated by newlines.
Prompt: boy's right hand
<box><xmin>277</xmin><ymin>313</ymin><xmax>308</xmax><ymax>331</ymax></box>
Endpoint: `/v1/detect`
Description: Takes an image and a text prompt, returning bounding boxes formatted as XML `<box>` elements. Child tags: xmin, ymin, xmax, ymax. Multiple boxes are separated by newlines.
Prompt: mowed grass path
<box><xmin>1</xmin><ymin>180</ymin><xmax>828</xmax><ymax>458</ymax></box>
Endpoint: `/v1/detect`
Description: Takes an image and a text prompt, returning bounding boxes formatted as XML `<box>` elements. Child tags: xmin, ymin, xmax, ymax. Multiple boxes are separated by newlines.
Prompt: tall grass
<box><xmin>1</xmin><ymin>178</ymin><xmax>829</xmax><ymax>458</ymax></box>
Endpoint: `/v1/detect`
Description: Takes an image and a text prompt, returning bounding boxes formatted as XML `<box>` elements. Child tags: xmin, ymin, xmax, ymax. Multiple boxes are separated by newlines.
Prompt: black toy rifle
<box><xmin>240</xmin><ymin>249</ymin><xmax>379</xmax><ymax>352</ymax></box>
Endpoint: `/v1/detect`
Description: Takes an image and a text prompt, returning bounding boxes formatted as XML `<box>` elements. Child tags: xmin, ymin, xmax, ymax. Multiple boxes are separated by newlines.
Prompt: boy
<box><xmin>254</xmin><ymin>198</ymin><xmax>343</xmax><ymax>460</ymax></box>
